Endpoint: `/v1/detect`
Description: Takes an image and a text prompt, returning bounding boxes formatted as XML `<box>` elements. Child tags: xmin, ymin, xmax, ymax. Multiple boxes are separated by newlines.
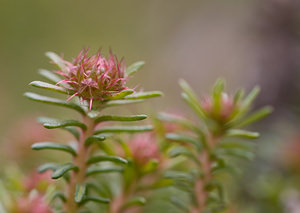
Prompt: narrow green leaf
<box><xmin>84</xmin><ymin>135</ymin><xmax>106</xmax><ymax>146</ymax></box>
<box><xmin>94</xmin><ymin>114</ymin><xmax>147</xmax><ymax>123</ymax></box>
<box><xmin>108</xmin><ymin>89</ymin><xmax>134</xmax><ymax>100</ymax></box>
<box><xmin>242</xmin><ymin>86</ymin><xmax>260</xmax><ymax>109</ymax></box>
<box><xmin>179</xmin><ymin>79</ymin><xmax>206</xmax><ymax>119</ymax></box>
<box><xmin>51</xmin><ymin>163</ymin><xmax>78</xmax><ymax>179</ymax></box>
<box><xmin>24</xmin><ymin>92</ymin><xmax>86</xmax><ymax>115</ymax></box>
<box><xmin>125</xmin><ymin>91</ymin><xmax>163</xmax><ymax>100</ymax></box>
<box><xmin>81</xmin><ymin>196</ymin><xmax>110</xmax><ymax>204</ymax></box>
<box><xmin>75</xmin><ymin>184</ymin><xmax>86</xmax><ymax>203</ymax></box>
<box><xmin>226</xmin><ymin>129</ymin><xmax>260</xmax><ymax>139</ymax></box>
<box><xmin>212</xmin><ymin>79</ymin><xmax>225</xmax><ymax>113</ymax></box>
<box><xmin>233</xmin><ymin>89</ymin><xmax>245</xmax><ymax>104</ymax></box>
<box><xmin>121</xmin><ymin>196</ymin><xmax>146</xmax><ymax>209</ymax></box>
<box><xmin>29</xmin><ymin>81</ymin><xmax>67</xmax><ymax>94</ymax></box>
<box><xmin>141</xmin><ymin>159</ymin><xmax>159</xmax><ymax>174</ymax></box>
<box><xmin>157</xmin><ymin>113</ymin><xmax>205</xmax><ymax>139</ymax></box>
<box><xmin>181</xmin><ymin>93</ymin><xmax>206</xmax><ymax>121</ymax></box>
<box><xmin>235</xmin><ymin>106</ymin><xmax>273</xmax><ymax>128</ymax></box>
<box><xmin>218</xmin><ymin>141</ymin><xmax>254</xmax><ymax>151</ymax></box>
<box><xmin>126</xmin><ymin>61</ymin><xmax>145</xmax><ymax>76</ymax></box>
<box><xmin>94</xmin><ymin>125</ymin><xmax>153</xmax><ymax>134</ymax></box>
<box><xmin>104</xmin><ymin>99</ymin><xmax>144</xmax><ymax>107</ymax></box>
<box><xmin>52</xmin><ymin>192</ymin><xmax>67</xmax><ymax>202</ymax></box>
<box><xmin>43</xmin><ymin>119</ymin><xmax>87</xmax><ymax>130</ymax></box>
<box><xmin>32</xmin><ymin>142</ymin><xmax>77</xmax><ymax>156</ymax></box>
<box><xmin>38</xmin><ymin>69</ymin><xmax>62</xmax><ymax>84</ymax></box>
<box><xmin>86</xmin><ymin>168</ymin><xmax>124</xmax><ymax>177</ymax></box>
<box><xmin>45</xmin><ymin>52</ymin><xmax>68</xmax><ymax>72</ymax></box>
<box><xmin>215</xmin><ymin>149</ymin><xmax>254</xmax><ymax>161</ymax></box>
<box><xmin>166</xmin><ymin>133</ymin><xmax>202</xmax><ymax>150</ymax></box>
<box><xmin>168</xmin><ymin>146</ymin><xmax>199</xmax><ymax>165</ymax></box>
<box><xmin>170</xmin><ymin>196</ymin><xmax>189</xmax><ymax>212</ymax></box>
<box><xmin>38</xmin><ymin>117</ymin><xmax>81</xmax><ymax>139</ymax></box>
<box><xmin>38</xmin><ymin>163</ymin><xmax>58</xmax><ymax>173</ymax></box>
<box><xmin>87</xmin><ymin>155</ymin><xmax>128</xmax><ymax>165</ymax></box>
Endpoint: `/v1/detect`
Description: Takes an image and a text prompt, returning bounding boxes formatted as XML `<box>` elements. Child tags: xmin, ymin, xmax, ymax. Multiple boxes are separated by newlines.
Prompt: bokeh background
<box><xmin>1</xmin><ymin>0</ymin><xmax>300</xmax><ymax>212</ymax></box>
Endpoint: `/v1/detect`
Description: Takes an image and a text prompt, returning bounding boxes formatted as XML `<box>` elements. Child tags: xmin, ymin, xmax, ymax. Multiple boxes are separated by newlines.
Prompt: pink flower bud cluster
<box><xmin>54</xmin><ymin>49</ymin><xmax>131</xmax><ymax>109</ymax></box>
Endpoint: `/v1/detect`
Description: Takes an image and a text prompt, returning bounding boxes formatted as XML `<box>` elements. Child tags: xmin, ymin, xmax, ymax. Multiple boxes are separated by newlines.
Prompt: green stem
<box><xmin>64</xmin><ymin>115</ymin><xmax>95</xmax><ymax>213</ymax></box>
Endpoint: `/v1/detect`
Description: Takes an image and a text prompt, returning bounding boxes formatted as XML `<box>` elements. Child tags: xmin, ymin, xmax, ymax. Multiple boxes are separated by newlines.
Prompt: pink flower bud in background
<box><xmin>23</xmin><ymin>170</ymin><xmax>53</xmax><ymax>193</ymax></box>
<box><xmin>16</xmin><ymin>195</ymin><xmax>52</xmax><ymax>213</ymax></box>
<box><xmin>201</xmin><ymin>92</ymin><xmax>236</xmax><ymax>123</ymax></box>
<box><xmin>129</xmin><ymin>133</ymin><xmax>160</xmax><ymax>166</ymax></box>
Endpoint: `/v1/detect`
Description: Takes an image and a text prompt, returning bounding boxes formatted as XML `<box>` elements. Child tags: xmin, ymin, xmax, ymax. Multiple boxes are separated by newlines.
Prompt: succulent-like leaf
<box><xmin>84</xmin><ymin>135</ymin><xmax>106</xmax><ymax>146</ymax></box>
<box><xmin>29</xmin><ymin>81</ymin><xmax>68</xmax><ymax>94</ymax></box>
<box><xmin>24</xmin><ymin>92</ymin><xmax>86</xmax><ymax>115</ymax></box>
<box><xmin>166</xmin><ymin>133</ymin><xmax>202</xmax><ymax>151</ymax></box>
<box><xmin>52</xmin><ymin>192</ymin><xmax>67</xmax><ymax>202</ymax></box>
<box><xmin>38</xmin><ymin>69</ymin><xmax>62</xmax><ymax>84</ymax></box>
<box><xmin>179</xmin><ymin>79</ymin><xmax>206</xmax><ymax>119</ymax></box>
<box><xmin>125</xmin><ymin>91</ymin><xmax>163</xmax><ymax>100</ymax></box>
<box><xmin>87</xmin><ymin>155</ymin><xmax>128</xmax><ymax>165</ymax></box>
<box><xmin>168</xmin><ymin>146</ymin><xmax>200</xmax><ymax>165</ymax></box>
<box><xmin>94</xmin><ymin>114</ymin><xmax>147</xmax><ymax>124</ymax></box>
<box><xmin>43</xmin><ymin>119</ymin><xmax>87</xmax><ymax>130</ymax></box>
<box><xmin>32</xmin><ymin>142</ymin><xmax>77</xmax><ymax>156</ymax></box>
<box><xmin>108</xmin><ymin>89</ymin><xmax>134</xmax><ymax>100</ymax></box>
<box><xmin>170</xmin><ymin>196</ymin><xmax>189</xmax><ymax>212</ymax></box>
<box><xmin>86</xmin><ymin>168</ymin><xmax>124</xmax><ymax>177</ymax></box>
<box><xmin>226</xmin><ymin>129</ymin><xmax>260</xmax><ymax>139</ymax></box>
<box><xmin>51</xmin><ymin>163</ymin><xmax>79</xmax><ymax>179</ymax></box>
<box><xmin>104</xmin><ymin>99</ymin><xmax>144</xmax><ymax>108</ymax></box>
<box><xmin>121</xmin><ymin>196</ymin><xmax>146</xmax><ymax>209</ymax></box>
<box><xmin>45</xmin><ymin>52</ymin><xmax>68</xmax><ymax>73</ymax></box>
<box><xmin>38</xmin><ymin>163</ymin><xmax>58</xmax><ymax>173</ymax></box>
<box><xmin>75</xmin><ymin>184</ymin><xmax>86</xmax><ymax>203</ymax></box>
<box><xmin>94</xmin><ymin>125</ymin><xmax>153</xmax><ymax>134</ymax></box>
<box><xmin>126</xmin><ymin>61</ymin><xmax>145</xmax><ymax>76</ymax></box>
<box><xmin>215</xmin><ymin>148</ymin><xmax>254</xmax><ymax>161</ymax></box>
<box><xmin>81</xmin><ymin>196</ymin><xmax>110</xmax><ymax>204</ymax></box>
<box><xmin>235</xmin><ymin>106</ymin><xmax>273</xmax><ymax>128</ymax></box>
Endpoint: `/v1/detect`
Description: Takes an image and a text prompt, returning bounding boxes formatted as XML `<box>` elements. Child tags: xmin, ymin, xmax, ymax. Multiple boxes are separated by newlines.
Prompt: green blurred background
<box><xmin>1</xmin><ymin>0</ymin><xmax>300</xmax><ymax>212</ymax></box>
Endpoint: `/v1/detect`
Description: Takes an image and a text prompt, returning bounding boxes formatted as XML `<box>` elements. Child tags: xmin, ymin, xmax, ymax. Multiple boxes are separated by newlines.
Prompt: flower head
<box><xmin>201</xmin><ymin>92</ymin><xmax>236</xmax><ymax>123</ymax></box>
<box><xmin>53</xmin><ymin>49</ymin><xmax>131</xmax><ymax>109</ymax></box>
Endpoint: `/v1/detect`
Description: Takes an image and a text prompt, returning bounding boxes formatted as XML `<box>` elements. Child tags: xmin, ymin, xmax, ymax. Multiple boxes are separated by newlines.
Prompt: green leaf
<box><xmin>126</xmin><ymin>61</ymin><xmax>145</xmax><ymax>76</ymax></box>
<box><xmin>235</xmin><ymin>106</ymin><xmax>273</xmax><ymax>128</ymax></box>
<box><xmin>233</xmin><ymin>89</ymin><xmax>245</xmax><ymax>104</ymax></box>
<box><xmin>212</xmin><ymin>79</ymin><xmax>225</xmax><ymax>113</ymax></box>
<box><xmin>141</xmin><ymin>159</ymin><xmax>159</xmax><ymax>174</ymax></box>
<box><xmin>170</xmin><ymin>196</ymin><xmax>189</xmax><ymax>212</ymax></box>
<box><xmin>94</xmin><ymin>125</ymin><xmax>153</xmax><ymax>134</ymax></box>
<box><xmin>104</xmin><ymin>99</ymin><xmax>144</xmax><ymax>107</ymax></box>
<box><xmin>226</xmin><ymin>129</ymin><xmax>260</xmax><ymax>139</ymax></box>
<box><xmin>81</xmin><ymin>196</ymin><xmax>110</xmax><ymax>204</ymax></box>
<box><xmin>38</xmin><ymin>117</ymin><xmax>81</xmax><ymax>139</ymax></box>
<box><xmin>94</xmin><ymin>114</ymin><xmax>147</xmax><ymax>123</ymax></box>
<box><xmin>45</xmin><ymin>51</ymin><xmax>68</xmax><ymax>72</ymax></box>
<box><xmin>121</xmin><ymin>196</ymin><xmax>146</xmax><ymax>209</ymax></box>
<box><xmin>38</xmin><ymin>69</ymin><xmax>62</xmax><ymax>84</ymax></box>
<box><xmin>51</xmin><ymin>163</ymin><xmax>79</xmax><ymax>179</ymax></box>
<box><xmin>242</xmin><ymin>86</ymin><xmax>260</xmax><ymax>109</ymax></box>
<box><xmin>29</xmin><ymin>81</ymin><xmax>68</xmax><ymax>94</ymax></box>
<box><xmin>32</xmin><ymin>142</ymin><xmax>77</xmax><ymax>156</ymax></box>
<box><xmin>37</xmin><ymin>163</ymin><xmax>58</xmax><ymax>173</ymax></box>
<box><xmin>179</xmin><ymin>79</ymin><xmax>206</xmax><ymax>119</ymax></box>
<box><xmin>87</xmin><ymin>155</ymin><xmax>128</xmax><ymax>165</ymax></box>
<box><xmin>108</xmin><ymin>89</ymin><xmax>134</xmax><ymax>100</ymax></box>
<box><xmin>24</xmin><ymin>92</ymin><xmax>86</xmax><ymax>115</ymax></box>
<box><xmin>52</xmin><ymin>192</ymin><xmax>67</xmax><ymax>202</ymax></box>
<box><xmin>218</xmin><ymin>141</ymin><xmax>254</xmax><ymax>151</ymax></box>
<box><xmin>166</xmin><ymin>133</ymin><xmax>202</xmax><ymax>151</ymax></box>
<box><xmin>64</xmin><ymin>127</ymin><xmax>80</xmax><ymax>140</ymax></box>
<box><xmin>75</xmin><ymin>184</ymin><xmax>86</xmax><ymax>203</ymax></box>
<box><xmin>43</xmin><ymin>119</ymin><xmax>87</xmax><ymax>130</ymax></box>
<box><xmin>125</xmin><ymin>91</ymin><xmax>163</xmax><ymax>100</ymax></box>
<box><xmin>86</xmin><ymin>168</ymin><xmax>124</xmax><ymax>177</ymax></box>
<box><xmin>168</xmin><ymin>146</ymin><xmax>200</xmax><ymax>165</ymax></box>
<box><xmin>84</xmin><ymin>135</ymin><xmax>106</xmax><ymax>146</ymax></box>
<box><xmin>215</xmin><ymin>149</ymin><xmax>254</xmax><ymax>161</ymax></box>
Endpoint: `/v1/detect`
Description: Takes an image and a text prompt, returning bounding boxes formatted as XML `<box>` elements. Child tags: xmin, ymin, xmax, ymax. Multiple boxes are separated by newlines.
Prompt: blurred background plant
<box><xmin>1</xmin><ymin>0</ymin><xmax>300</xmax><ymax>212</ymax></box>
